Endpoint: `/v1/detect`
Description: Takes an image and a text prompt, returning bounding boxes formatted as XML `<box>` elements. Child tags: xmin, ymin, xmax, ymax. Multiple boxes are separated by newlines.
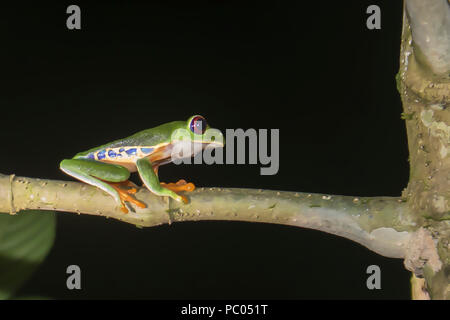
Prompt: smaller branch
<box><xmin>405</xmin><ymin>0</ymin><xmax>450</xmax><ymax>75</ymax></box>
<box><xmin>0</xmin><ymin>174</ymin><xmax>417</xmax><ymax>258</ymax></box>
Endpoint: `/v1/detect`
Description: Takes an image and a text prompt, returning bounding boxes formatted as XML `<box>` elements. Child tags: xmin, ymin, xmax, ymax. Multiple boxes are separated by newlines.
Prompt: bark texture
<box><xmin>398</xmin><ymin>0</ymin><xmax>450</xmax><ymax>299</ymax></box>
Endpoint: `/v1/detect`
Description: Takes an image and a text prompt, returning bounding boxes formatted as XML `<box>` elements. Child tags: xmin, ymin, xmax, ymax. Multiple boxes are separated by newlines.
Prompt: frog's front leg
<box><xmin>136</xmin><ymin>158</ymin><xmax>190</xmax><ymax>204</ymax></box>
<box><xmin>151</xmin><ymin>165</ymin><xmax>195</xmax><ymax>193</ymax></box>
<box><xmin>60</xmin><ymin>159</ymin><xmax>146</xmax><ymax>213</ymax></box>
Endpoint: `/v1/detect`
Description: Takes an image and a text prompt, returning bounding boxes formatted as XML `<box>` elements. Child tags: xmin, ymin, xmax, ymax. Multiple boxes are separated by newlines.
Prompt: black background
<box><xmin>2</xmin><ymin>1</ymin><xmax>410</xmax><ymax>299</ymax></box>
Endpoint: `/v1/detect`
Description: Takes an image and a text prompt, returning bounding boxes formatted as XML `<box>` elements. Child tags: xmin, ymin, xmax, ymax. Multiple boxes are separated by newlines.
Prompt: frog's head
<box><xmin>168</xmin><ymin>115</ymin><xmax>224</xmax><ymax>162</ymax></box>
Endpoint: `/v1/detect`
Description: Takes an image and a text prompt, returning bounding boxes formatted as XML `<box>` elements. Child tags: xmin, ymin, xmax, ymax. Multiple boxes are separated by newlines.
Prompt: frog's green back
<box><xmin>74</xmin><ymin>121</ymin><xmax>184</xmax><ymax>158</ymax></box>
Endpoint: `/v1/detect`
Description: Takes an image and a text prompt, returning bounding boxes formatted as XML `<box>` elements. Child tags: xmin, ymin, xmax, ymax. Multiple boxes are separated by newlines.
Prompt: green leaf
<box><xmin>0</xmin><ymin>210</ymin><xmax>56</xmax><ymax>300</ymax></box>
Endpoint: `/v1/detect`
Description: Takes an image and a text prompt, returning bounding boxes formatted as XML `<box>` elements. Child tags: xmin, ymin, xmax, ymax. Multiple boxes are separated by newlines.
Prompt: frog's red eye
<box><xmin>190</xmin><ymin>115</ymin><xmax>207</xmax><ymax>135</ymax></box>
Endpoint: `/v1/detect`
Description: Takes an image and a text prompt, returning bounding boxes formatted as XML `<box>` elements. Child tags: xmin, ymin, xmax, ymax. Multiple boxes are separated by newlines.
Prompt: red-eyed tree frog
<box><xmin>60</xmin><ymin>115</ymin><xmax>224</xmax><ymax>213</ymax></box>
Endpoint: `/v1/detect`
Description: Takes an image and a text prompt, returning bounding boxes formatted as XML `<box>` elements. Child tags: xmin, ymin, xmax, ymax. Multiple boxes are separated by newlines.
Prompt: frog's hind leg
<box><xmin>60</xmin><ymin>159</ymin><xmax>145</xmax><ymax>213</ymax></box>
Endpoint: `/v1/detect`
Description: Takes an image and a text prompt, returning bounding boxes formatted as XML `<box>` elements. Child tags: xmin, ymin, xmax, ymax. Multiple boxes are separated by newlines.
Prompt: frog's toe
<box><xmin>178</xmin><ymin>194</ymin><xmax>189</xmax><ymax>204</ymax></box>
<box><xmin>127</xmin><ymin>188</ymin><xmax>137</xmax><ymax>194</ymax></box>
<box><xmin>120</xmin><ymin>202</ymin><xmax>129</xmax><ymax>214</ymax></box>
<box><xmin>125</xmin><ymin>195</ymin><xmax>147</xmax><ymax>209</ymax></box>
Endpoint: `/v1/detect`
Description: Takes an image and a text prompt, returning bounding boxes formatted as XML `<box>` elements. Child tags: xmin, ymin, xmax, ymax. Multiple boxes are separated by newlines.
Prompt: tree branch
<box><xmin>0</xmin><ymin>173</ymin><xmax>416</xmax><ymax>259</ymax></box>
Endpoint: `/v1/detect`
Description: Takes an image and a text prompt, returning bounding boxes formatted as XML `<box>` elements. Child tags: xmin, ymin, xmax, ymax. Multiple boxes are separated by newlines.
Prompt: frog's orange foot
<box><xmin>160</xmin><ymin>179</ymin><xmax>196</xmax><ymax>193</ymax></box>
<box><xmin>109</xmin><ymin>180</ymin><xmax>147</xmax><ymax>213</ymax></box>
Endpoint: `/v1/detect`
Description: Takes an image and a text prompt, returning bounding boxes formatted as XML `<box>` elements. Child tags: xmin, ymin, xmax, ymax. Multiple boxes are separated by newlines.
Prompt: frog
<box><xmin>60</xmin><ymin>115</ymin><xmax>224</xmax><ymax>213</ymax></box>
